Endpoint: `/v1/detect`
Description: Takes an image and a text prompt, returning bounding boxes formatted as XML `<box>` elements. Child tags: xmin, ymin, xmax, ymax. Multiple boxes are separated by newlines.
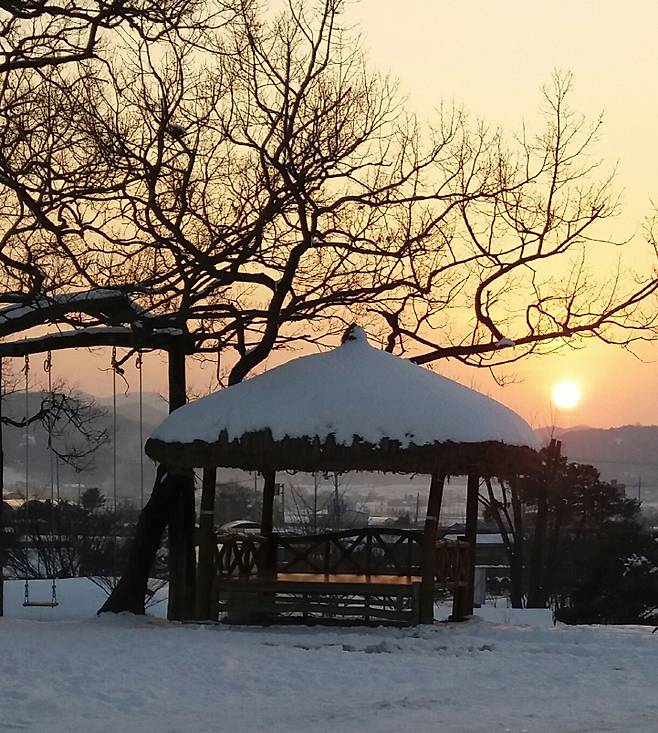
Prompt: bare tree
<box><xmin>381</xmin><ymin>72</ymin><xmax>658</xmax><ymax>371</ymax></box>
<box><xmin>0</xmin><ymin>0</ymin><xmax>222</xmax><ymax>72</ymax></box>
<box><xmin>1</xmin><ymin>1</ymin><xmax>657</xmax><ymax>617</ymax></box>
<box><xmin>8</xmin><ymin>499</ymin><xmax>108</xmax><ymax>579</ymax></box>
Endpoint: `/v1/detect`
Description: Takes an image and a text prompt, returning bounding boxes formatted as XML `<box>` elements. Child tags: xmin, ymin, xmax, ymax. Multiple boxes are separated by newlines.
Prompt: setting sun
<box><xmin>552</xmin><ymin>380</ymin><xmax>581</xmax><ymax>410</ymax></box>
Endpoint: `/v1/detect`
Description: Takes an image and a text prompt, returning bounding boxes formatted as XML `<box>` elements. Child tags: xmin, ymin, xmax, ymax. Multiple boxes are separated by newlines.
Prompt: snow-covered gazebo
<box><xmin>146</xmin><ymin>326</ymin><xmax>538</xmax><ymax>624</ymax></box>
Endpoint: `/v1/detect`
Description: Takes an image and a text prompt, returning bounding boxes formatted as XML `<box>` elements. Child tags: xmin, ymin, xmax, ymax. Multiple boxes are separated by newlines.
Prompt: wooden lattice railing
<box><xmin>215</xmin><ymin>529</ymin><xmax>470</xmax><ymax>587</ymax></box>
<box><xmin>277</xmin><ymin>528</ymin><xmax>423</xmax><ymax>575</ymax></box>
<box><xmin>215</xmin><ymin>533</ymin><xmax>267</xmax><ymax>578</ymax></box>
<box><xmin>434</xmin><ymin>539</ymin><xmax>471</xmax><ymax>587</ymax></box>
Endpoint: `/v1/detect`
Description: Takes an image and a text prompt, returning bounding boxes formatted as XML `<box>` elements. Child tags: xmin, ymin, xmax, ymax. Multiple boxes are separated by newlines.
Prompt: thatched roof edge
<box><xmin>145</xmin><ymin>428</ymin><xmax>538</xmax><ymax>476</ymax></box>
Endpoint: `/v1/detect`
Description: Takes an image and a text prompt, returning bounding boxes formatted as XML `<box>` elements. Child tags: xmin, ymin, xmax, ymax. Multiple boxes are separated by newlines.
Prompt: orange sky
<box><xmin>348</xmin><ymin>0</ymin><xmax>658</xmax><ymax>429</ymax></box>
<box><xmin>39</xmin><ymin>0</ymin><xmax>658</xmax><ymax>429</ymax></box>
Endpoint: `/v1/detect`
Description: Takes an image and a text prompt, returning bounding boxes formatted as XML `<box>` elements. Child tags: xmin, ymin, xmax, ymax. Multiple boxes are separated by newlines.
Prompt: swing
<box><xmin>110</xmin><ymin>347</ymin><xmax>145</xmax><ymax>511</ymax></box>
<box><xmin>23</xmin><ymin>352</ymin><xmax>59</xmax><ymax>608</ymax></box>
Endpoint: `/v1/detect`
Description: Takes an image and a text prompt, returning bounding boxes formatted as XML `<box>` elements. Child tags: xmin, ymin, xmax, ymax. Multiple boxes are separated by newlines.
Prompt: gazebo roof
<box><xmin>146</xmin><ymin>327</ymin><xmax>538</xmax><ymax>475</ymax></box>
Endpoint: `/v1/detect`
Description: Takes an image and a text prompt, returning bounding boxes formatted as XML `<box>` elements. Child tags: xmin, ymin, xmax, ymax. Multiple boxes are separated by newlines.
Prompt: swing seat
<box><xmin>22</xmin><ymin>600</ymin><xmax>59</xmax><ymax>608</ymax></box>
<box><xmin>23</xmin><ymin>578</ymin><xmax>59</xmax><ymax>608</ymax></box>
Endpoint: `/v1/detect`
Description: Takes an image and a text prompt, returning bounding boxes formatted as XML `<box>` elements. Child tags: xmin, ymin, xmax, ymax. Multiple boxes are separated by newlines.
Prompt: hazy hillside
<box><xmin>4</xmin><ymin>389</ymin><xmax>657</xmax><ymax>511</ymax></box>
<box><xmin>538</xmin><ymin>425</ymin><xmax>658</xmax><ymax>506</ymax></box>
<box><xmin>2</xmin><ymin>391</ymin><xmax>168</xmax><ymax>504</ymax></box>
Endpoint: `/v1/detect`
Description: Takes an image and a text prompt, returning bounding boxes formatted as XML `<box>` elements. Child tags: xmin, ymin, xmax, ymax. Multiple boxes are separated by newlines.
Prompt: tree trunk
<box><xmin>165</xmin><ymin>341</ymin><xmax>196</xmax><ymax>620</ymax></box>
<box><xmin>510</xmin><ymin>476</ymin><xmax>525</xmax><ymax>608</ymax></box>
<box><xmin>98</xmin><ymin>466</ymin><xmax>174</xmax><ymax>615</ymax></box>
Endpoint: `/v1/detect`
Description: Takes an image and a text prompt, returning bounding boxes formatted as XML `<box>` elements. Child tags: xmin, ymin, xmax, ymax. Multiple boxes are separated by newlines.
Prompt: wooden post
<box><xmin>167</xmin><ymin>340</ymin><xmax>187</xmax><ymax>412</ymax></box>
<box><xmin>462</xmin><ymin>472</ymin><xmax>479</xmax><ymax>618</ymax></box>
<box><xmin>195</xmin><ymin>467</ymin><xmax>217</xmax><ymax>620</ymax></box>
<box><xmin>420</xmin><ymin>471</ymin><xmax>444</xmax><ymax>624</ymax></box>
<box><xmin>166</xmin><ymin>340</ymin><xmax>197</xmax><ymax>621</ymax></box>
<box><xmin>261</xmin><ymin>470</ymin><xmax>276</xmax><ymax>536</ymax></box>
<box><xmin>167</xmin><ymin>470</ymin><xmax>196</xmax><ymax>620</ymax></box>
<box><xmin>260</xmin><ymin>470</ymin><xmax>277</xmax><ymax>577</ymax></box>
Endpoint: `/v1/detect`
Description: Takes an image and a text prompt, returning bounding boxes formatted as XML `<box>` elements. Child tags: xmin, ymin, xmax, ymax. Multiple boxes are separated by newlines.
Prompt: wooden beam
<box><xmin>195</xmin><ymin>467</ymin><xmax>217</xmax><ymax>620</ymax></box>
<box><xmin>420</xmin><ymin>471</ymin><xmax>444</xmax><ymax>624</ymax></box>
<box><xmin>0</xmin><ymin>328</ymin><xmax>184</xmax><ymax>358</ymax></box>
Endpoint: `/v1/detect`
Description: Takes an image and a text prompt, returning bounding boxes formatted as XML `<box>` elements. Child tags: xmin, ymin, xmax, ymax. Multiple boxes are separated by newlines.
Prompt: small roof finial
<box><xmin>341</xmin><ymin>324</ymin><xmax>368</xmax><ymax>345</ymax></box>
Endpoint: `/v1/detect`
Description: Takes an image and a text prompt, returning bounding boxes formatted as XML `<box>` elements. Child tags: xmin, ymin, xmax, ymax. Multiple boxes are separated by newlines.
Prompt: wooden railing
<box><xmin>215</xmin><ymin>528</ymin><xmax>470</xmax><ymax>586</ymax></box>
<box><xmin>434</xmin><ymin>539</ymin><xmax>471</xmax><ymax>588</ymax></box>
<box><xmin>215</xmin><ymin>533</ymin><xmax>267</xmax><ymax>578</ymax></box>
<box><xmin>276</xmin><ymin>528</ymin><xmax>423</xmax><ymax>575</ymax></box>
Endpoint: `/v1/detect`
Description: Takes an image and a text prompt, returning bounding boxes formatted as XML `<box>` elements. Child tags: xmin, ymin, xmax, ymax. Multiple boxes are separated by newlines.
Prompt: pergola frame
<box><xmin>146</xmin><ymin>432</ymin><xmax>538</xmax><ymax>624</ymax></box>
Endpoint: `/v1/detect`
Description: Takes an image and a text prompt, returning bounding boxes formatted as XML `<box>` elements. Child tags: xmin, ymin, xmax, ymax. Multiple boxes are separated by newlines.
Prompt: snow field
<box><xmin>1</xmin><ymin>580</ymin><xmax>657</xmax><ymax>733</ymax></box>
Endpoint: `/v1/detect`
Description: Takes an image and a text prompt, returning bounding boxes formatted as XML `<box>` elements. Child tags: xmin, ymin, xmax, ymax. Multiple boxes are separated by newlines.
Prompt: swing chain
<box><xmin>43</xmin><ymin>350</ymin><xmax>54</xmax><ymax>442</ymax></box>
<box><xmin>111</xmin><ymin>346</ymin><xmax>125</xmax><ymax>376</ymax></box>
<box><xmin>135</xmin><ymin>350</ymin><xmax>144</xmax><ymax>509</ymax></box>
<box><xmin>111</xmin><ymin>347</ymin><xmax>118</xmax><ymax>513</ymax></box>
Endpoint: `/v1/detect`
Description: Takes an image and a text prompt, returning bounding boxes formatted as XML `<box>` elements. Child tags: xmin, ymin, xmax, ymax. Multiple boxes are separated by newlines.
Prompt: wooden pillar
<box><xmin>420</xmin><ymin>471</ymin><xmax>444</xmax><ymax>624</ymax></box>
<box><xmin>167</xmin><ymin>340</ymin><xmax>187</xmax><ymax>412</ymax></box>
<box><xmin>195</xmin><ymin>467</ymin><xmax>217</xmax><ymax>620</ymax></box>
<box><xmin>260</xmin><ymin>470</ymin><xmax>276</xmax><ymax>536</ymax></box>
<box><xmin>462</xmin><ymin>472</ymin><xmax>479</xmax><ymax>618</ymax></box>
<box><xmin>260</xmin><ymin>470</ymin><xmax>277</xmax><ymax>576</ymax></box>
<box><xmin>167</xmin><ymin>470</ymin><xmax>196</xmax><ymax>620</ymax></box>
<box><xmin>166</xmin><ymin>340</ymin><xmax>197</xmax><ymax>621</ymax></box>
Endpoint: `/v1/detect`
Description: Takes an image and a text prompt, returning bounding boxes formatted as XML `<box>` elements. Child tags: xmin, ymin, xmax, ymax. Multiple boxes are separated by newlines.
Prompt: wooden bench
<box><xmin>212</xmin><ymin>529</ymin><xmax>470</xmax><ymax>626</ymax></box>
<box><xmin>216</xmin><ymin>573</ymin><xmax>422</xmax><ymax>625</ymax></box>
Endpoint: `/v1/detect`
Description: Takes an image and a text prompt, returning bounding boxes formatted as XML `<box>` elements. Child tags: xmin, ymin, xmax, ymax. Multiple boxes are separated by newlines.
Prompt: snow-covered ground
<box><xmin>1</xmin><ymin>579</ymin><xmax>657</xmax><ymax>733</ymax></box>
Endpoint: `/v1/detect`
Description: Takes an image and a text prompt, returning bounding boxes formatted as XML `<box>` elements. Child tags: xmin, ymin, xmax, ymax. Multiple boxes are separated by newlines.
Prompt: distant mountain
<box><xmin>95</xmin><ymin>392</ymin><xmax>169</xmax><ymax>428</ymax></box>
<box><xmin>5</xmin><ymin>389</ymin><xmax>657</xmax><ymax>510</ymax></box>
<box><xmin>1</xmin><ymin>391</ymin><xmax>168</xmax><ymax>503</ymax></box>
<box><xmin>536</xmin><ymin>425</ymin><xmax>658</xmax><ymax>505</ymax></box>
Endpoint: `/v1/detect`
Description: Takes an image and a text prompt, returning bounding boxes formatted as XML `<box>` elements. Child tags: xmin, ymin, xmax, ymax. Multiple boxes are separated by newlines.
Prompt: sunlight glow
<box><xmin>552</xmin><ymin>380</ymin><xmax>581</xmax><ymax>410</ymax></box>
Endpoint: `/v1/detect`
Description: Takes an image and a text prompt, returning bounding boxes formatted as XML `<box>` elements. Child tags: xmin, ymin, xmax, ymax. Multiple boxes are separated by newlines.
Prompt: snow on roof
<box><xmin>151</xmin><ymin>326</ymin><xmax>537</xmax><ymax>449</ymax></box>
